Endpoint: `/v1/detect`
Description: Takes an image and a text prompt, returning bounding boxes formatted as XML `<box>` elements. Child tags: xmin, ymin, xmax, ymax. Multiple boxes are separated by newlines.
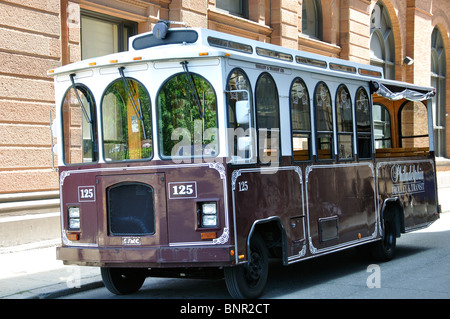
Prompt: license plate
<box><xmin>122</xmin><ymin>237</ymin><xmax>141</xmax><ymax>246</ymax></box>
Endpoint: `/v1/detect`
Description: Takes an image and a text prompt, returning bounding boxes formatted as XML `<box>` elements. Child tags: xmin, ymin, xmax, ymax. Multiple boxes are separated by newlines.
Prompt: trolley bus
<box><xmin>49</xmin><ymin>21</ymin><xmax>440</xmax><ymax>298</ymax></box>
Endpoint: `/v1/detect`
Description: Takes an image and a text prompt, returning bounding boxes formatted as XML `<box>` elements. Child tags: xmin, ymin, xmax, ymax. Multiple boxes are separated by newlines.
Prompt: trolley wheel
<box><xmin>370</xmin><ymin>217</ymin><xmax>396</xmax><ymax>262</ymax></box>
<box><xmin>224</xmin><ymin>234</ymin><xmax>268</xmax><ymax>299</ymax></box>
<box><xmin>101</xmin><ymin>267</ymin><xmax>147</xmax><ymax>295</ymax></box>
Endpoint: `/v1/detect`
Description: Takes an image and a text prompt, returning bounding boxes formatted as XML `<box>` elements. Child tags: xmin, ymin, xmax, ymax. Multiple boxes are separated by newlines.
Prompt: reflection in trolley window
<box><xmin>314</xmin><ymin>82</ymin><xmax>333</xmax><ymax>160</ymax></box>
<box><xmin>355</xmin><ymin>87</ymin><xmax>372</xmax><ymax>159</ymax></box>
<box><xmin>336</xmin><ymin>84</ymin><xmax>353</xmax><ymax>160</ymax></box>
<box><xmin>101</xmin><ymin>77</ymin><xmax>152</xmax><ymax>161</ymax></box>
<box><xmin>61</xmin><ymin>83</ymin><xmax>97</xmax><ymax>164</ymax></box>
<box><xmin>291</xmin><ymin>77</ymin><xmax>311</xmax><ymax>161</ymax></box>
<box><xmin>157</xmin><ymin>71</ymin><xmax>218</xmax><ymax>160</ymax></box>
<box><xmin>255</xmin><ymin>73</ymin><xmax>280</xmax><ymax>165</ymax></box>
<box><xmin>226</xmin><ymin>68</ymin><xmax>256</xmax><ymax>164</ymax></box>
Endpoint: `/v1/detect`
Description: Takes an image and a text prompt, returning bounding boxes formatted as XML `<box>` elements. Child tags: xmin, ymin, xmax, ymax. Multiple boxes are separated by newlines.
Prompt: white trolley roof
<box><xmin>48</xmin><ymin>23</ymin><xmax>435</xmax><ymax>101</ymax></box>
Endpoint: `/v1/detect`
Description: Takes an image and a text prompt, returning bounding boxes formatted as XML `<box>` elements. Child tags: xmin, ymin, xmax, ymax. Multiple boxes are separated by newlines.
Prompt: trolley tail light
<box><xmin>67</xmin><ymin>232</ymin><xmax>80</xmax><ymax>241</ymax></box>
<box><xmin>68</xmin><ymin>206</ymin><xmax>81</xmax><ymax>230</ymax></box>
<box><xmin>197</xmin><ymin>202</ymin><xmax>218</xmax><ymax>228</ymax></box>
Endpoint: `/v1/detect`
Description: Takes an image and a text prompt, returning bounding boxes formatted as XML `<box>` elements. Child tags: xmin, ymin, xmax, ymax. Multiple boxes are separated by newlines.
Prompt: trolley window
<box><xmin>336</xmin><ymin>84</ymin><xmax>353</xmax><ymax>160</ymax></box>
<box><xmin>256</xmin><ymin>73</ymin><xmax>280</xmax><ymax>165</ymax></box>
<box><xmin>400</xmin><ymin>101</ymin><xmax>429</xmax><ymax>148</ymax></box>
<box><xmin>314</xmin><ymin>82</ymin><xmax>333</xmax><ymax>160</ymax></box>
<box><xmin>61</xmin><ymin>84</ymin><xmax>97</xmax><ymax>164</ymax></box>
<box><xmin>290</xmin><ymin>77</ymin><xmax>311</xmax><ymax>161</ymax></box>
<box><xmin>101</xmin><ymin>77</ymin><xmax>152</xmax><ymax>161</ymax></box>
<box><xmin>226</xmin><ymin>68</ymin><xmax>256</xmax><ymax>164</ymax></box>
<box><xmin>355</xmin><ymin>87</ymin><xmax>372</xmax><ymax>159</ymax></box>
<box><xmin>373</xmin><ymin>103</ymin><xmax>392</xmax><ymax>149</ymax></box>
<box><xmin>157</xmin><ymin>72</ymin><xmax>218</xmax><ymax>160</ymax></box>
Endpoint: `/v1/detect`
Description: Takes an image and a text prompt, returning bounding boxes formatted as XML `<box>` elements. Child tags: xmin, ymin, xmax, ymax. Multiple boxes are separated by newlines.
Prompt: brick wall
<box><xmin>0</xmin><ymin>0</ymin><xmax>61</xmax><ymax>194</ymax></box>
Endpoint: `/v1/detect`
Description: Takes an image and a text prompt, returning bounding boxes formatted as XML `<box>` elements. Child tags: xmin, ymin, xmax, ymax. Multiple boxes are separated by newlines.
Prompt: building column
<box><xmin>270</xmin><ymin>0</ymin><xmax>298</xmax><ymax>49</ymax></box>
<box><xmin>169</xmin><ymin>0</ymin><xmax>208</xmax><ymax>28</ymax></box>
<box><xmin>340</xmin><ymin>0</ymin><xmax>371</xmax><ymax>64</ymax></box>
<box><xmin>405</xmin><ymin>0</ymin><xmax>433</xmax><ymax>87</ymax></box>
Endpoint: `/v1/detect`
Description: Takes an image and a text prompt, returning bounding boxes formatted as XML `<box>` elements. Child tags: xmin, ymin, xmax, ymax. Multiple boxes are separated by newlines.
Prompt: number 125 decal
<box><xmin>78</xmin><ymin>186</ymin><xmax>96</xmax><ymax>202</ymax></box>
<box><xmin>169</xmin><ymin>181</ymin><xmax>197</xmax><ymax>199</ymax></box>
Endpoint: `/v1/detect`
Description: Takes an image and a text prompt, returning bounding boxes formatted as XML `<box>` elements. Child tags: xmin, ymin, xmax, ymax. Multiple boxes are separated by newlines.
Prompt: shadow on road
<box><xmin>82</xmin><ymin>228</ymin><xmax>449</xmax><ymax>299</ymax></box>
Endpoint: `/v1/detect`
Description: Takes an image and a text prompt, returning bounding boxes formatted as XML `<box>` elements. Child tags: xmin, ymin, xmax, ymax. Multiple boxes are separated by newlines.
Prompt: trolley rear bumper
<box><xmin>56</xmin><ymin>244</ymin><xmax>235</xmax><ymax>268</ymax></box>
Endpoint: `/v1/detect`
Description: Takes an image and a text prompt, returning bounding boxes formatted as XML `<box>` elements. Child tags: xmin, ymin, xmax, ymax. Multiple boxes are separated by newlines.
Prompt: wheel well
<box><xmin>249</xmin><ymin>219</ymin><xmax>286</xmax><ymax>262</ymax></box>
<box><xmin>382</xmin><ymin>200</ymin><xmax>405</xmax><ymax>238</ymax></box>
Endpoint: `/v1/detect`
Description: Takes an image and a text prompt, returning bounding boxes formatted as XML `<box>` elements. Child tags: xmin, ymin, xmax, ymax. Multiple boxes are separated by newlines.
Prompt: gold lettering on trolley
<box><xmin>390</xmin><ymin>163</ymin><xmax>425</xmax><ymax>195</ymax></box>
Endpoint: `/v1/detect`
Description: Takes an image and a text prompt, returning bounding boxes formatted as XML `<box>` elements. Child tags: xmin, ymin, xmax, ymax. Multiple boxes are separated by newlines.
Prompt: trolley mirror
<box><xmin>235</xmin><ymin>100</ymin><xmax>250</xmax><ymax>125</ymax></box>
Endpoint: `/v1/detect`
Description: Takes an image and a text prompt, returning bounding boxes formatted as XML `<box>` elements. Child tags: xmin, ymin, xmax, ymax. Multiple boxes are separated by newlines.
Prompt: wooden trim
<box><xmin>375</xmin><ymin>147</ymin><xmax>430</xmax><ymax>158</ymax></box>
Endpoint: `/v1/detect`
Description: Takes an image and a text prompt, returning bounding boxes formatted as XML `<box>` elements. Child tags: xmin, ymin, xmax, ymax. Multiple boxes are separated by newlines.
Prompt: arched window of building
<box><xmin>431</xmin><ymin>26</ymin><xmax>447</xmax><ymax>158</ymax></box>
<box><xmin>216</xmin><ymin>0</ymin><xmax>248</xmax><ymax>18</ymax></box>
<box><xmin>370</xmin><ymin>2</ymin><xmax>395</xmax><ymax>79</ymax></box>
<box><xmin>302</xmin><ymin>0</ymin><xmax>322</xmax><ymax>40</ymax></box>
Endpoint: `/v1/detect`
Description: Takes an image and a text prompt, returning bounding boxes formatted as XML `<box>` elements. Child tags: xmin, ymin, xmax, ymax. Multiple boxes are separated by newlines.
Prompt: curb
<box><xmin>2</xmin><ymin>273</ymin><xmax>104</xmax><ymax>299</ymax></box>
<box><xmin>34</xmin><ymin>280</ymin><xmax>104</xmax><ymax>299</ymax></box>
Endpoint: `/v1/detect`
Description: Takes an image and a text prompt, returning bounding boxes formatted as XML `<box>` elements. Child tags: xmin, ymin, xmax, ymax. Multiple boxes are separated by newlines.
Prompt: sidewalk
<box><xmin>0</xmin><ymin>239</ymin><xmax>103</xmax><ymax>299</ymax></box>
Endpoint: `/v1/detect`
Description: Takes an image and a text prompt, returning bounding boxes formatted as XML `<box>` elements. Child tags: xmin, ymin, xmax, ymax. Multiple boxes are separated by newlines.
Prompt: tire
<box><xmin>370</xmin><ymin>217</ymin><xmax>396</xmax><ymax>262</ymax></box>
<box><xmin>101</xmin><ymin>267</ymin><xmax>147</xmax><ymax>295</ymax></box>
<box><xmin>224</xmin><ymin>234</ymin><xmax>269</xmax><ymax>299</ymax></box>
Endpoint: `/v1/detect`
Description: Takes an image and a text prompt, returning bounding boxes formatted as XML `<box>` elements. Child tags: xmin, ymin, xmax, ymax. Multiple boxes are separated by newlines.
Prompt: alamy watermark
<box><xmin>63</xmin><ymin>266</ymin><xmax>81</xmax><ymax>289</ymax></box>
<box><xmin>366</xmin><ymin>264</ymin><xmax>381</xmax><ymax>289</ymax></box>
<box><xmin>170</xmin><ymin>120</ymin><xmax>280</xmax><ymax>174</ymax></box>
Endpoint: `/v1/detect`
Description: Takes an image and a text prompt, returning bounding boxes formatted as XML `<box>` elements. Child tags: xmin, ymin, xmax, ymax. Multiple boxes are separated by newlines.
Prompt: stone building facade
<box><xmin>0</xmin><ymin>0</ymin><xmax>449</xmax><ymax>203</ymax></box>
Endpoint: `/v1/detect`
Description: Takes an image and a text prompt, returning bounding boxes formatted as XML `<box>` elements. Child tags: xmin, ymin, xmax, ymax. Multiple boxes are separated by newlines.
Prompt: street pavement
<box><xmin>0</xmin><ymin>239</ymin><xmax>102</xmax><ymax>299</ymax></box>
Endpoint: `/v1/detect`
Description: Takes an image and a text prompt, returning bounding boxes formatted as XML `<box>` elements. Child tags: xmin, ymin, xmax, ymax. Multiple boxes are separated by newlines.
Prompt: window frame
<box><xmin>431</xmin><ymin>26</ymin><xmax>447</xmax><ymax>157</ymax></box>
<box><xmin>373</xmin><ymin>103</ymin><xmax>392</xmax><ymax>149</ymax></box>
<box><xmin>290</xmin><ymin>77</ymin><xmax>312</xmax><ymax>162</ymax></box>
<box><xmin>215</xmin><ymin>0</ymin><xmax>249</xmax><ymax>19</ymax></box>
<box><xmin>314</xmin><ymin>81</ymin><xmax>334</xmax><ymax>161</ymax></box>
<box><xmin>225</xmin><ymin>68</ymin><xmax>256</xmax><ymax>165</ymax></box>
<box><xmin>369</xmin><ymin>2</ymin><xmax>395</xmax><ymax>80</ymax></box>
<box><xmin>355</xmin><ymin>87</ymin><xmax>373</xmax><ymax>160</ymax></box>
<box><xmin>301</xmin><ymin>0</ymin><xmax>323</xmax><ymax>41</ymax></box>
<box><xmin>335</xmin><ymin>84</ymin><xmax>354</xmax><ymax>161</ymax></box>
<box><xmin>61</xmin><ymin>83</ymin><xmax>98</xmax><ymax>165</ymax></box>
<box><xmin>156</xmin><ymin>71</ymin><xmax>219</xmax><ymax>161</ymax></box>
<box><xmin>255</xmin><ymin>72</ymin><xmax>281</xmax><ymax>165</ymax></box>
<box><xmin>398</xmin><ymin>100</ymin><xmax>429</xmax><ymax>148</ymax></box>
<box><xmin>100</xmin><ymin>76</ymin><xmax>153</xmax><ymax>163</ymax></box>
<box><xmin>80</xmin><ymin>9</ymin><xmax>138</xmax><ymax>60</ymax></box>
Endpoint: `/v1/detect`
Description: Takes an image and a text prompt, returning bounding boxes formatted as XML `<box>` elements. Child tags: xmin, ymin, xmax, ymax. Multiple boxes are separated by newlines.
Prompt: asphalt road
<box><xmin>60</xmin><ymin>213</ymin><xmax>450</xmax><ymax>300</ymax></box>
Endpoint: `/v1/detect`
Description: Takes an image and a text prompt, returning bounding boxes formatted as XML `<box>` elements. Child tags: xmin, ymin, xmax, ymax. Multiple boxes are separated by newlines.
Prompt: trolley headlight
<box><xmin>68</xmin><ymin>207</ymin><xmax>80</xmax><ymax>230</ymax></box>
<box><xmin>198</xmin><ymin>202</ymin><xmax>218</xmax><ymax>228</ymax></box>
